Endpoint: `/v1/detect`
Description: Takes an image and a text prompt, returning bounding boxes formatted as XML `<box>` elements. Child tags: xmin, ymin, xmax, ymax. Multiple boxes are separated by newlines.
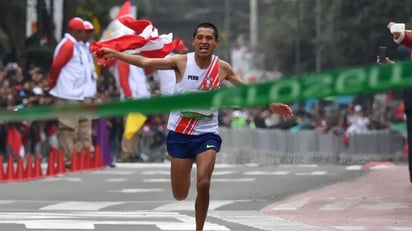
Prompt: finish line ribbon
<box><xmin>1</xmin><ymin>61</ymin><xmax>412</xmax><ymax>121</ymax></box>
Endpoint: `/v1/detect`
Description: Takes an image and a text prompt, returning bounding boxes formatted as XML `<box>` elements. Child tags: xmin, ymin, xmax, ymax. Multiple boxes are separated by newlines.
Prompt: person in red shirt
<box><xmin>388</xmin><ymin>22</ymin><xmax>412</xmax><ymax>182</ymax></box>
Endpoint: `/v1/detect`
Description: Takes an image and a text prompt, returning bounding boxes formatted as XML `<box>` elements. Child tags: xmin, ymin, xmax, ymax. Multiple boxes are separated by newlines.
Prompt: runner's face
<box><xmin>192</xmin><ymin>27</ymin><xmax>218</xmax><ymax>57</ymax></box>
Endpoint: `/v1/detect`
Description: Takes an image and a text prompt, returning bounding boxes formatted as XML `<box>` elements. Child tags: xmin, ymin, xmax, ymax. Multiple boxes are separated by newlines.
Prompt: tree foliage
<box><xmin>0</xmin><ymin>0</ymin><xmax>127</xmax><ymax>68</ymax></box>
<box><xmin>0</xmin><ymin>1</ymin><xmax>27</xmax><ymax>66</ymax></box>
<box><xmin>260</xmin><ymin>0</ymin><xmax>412</xmax><ymax>76</ymax></box>
<box><xmin>0</xmin><ymin>0</ymin><xmax>411</xmax><ymax>75</ymax></box>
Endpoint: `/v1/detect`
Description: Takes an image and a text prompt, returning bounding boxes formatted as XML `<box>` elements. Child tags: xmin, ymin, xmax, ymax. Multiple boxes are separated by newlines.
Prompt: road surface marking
<box><xmin>107</xmin><ymin>178</ymin><xmax>127</xmax><ymax>182</ymax></box>
<box><xmin>359</xmin><ymin>202</ymin><xmax>411</xmax><ymax>210</ymax></box>
<box><xmin>295</xmin><ymin>171</ymin><xmax>328</xmax><ymax>176</ymax></box>
<box><xmin>144</xmin><ymin>178</ymin><xmax>170</xmax><ymax>183</ymax></box>
<box><xmin>209</xmin><ymin>210</ymin><xmax>322</xmax><ymax>231</ymax></box>
<box><xmin>0</xmin><ymin>211</ymin><xmax>228</xmax><ymax>230</ymax></box>
<box><xmin>92</xmin><ymin>170</ymin><xmax>134</xmax><ymax>175</ymax></box>
<box><xmin>213</xmin><ymin>170</ymin><xmax>236</xmax><ymax>175</ymax></box>
<box><xmin>334</xmin><ymin>226</ymin><xmax>366</xmax><ymax>230</ymax></box>
<box><xmin>346</xmin><ymin>165</ymin><xmax>362</xmax><ymax>170</ymax></box>
<box><xmin>320</xmin><ymin>201</ymin><xmax>358</xmax><ymax>211</ymax></box>
<box><xmin>40</xmin><ymin>202</ymin><xmax>124</xmax><ymax>211</ymax></box>
<box><xmin>271</xmin><ymin>199</ymin><xmax>309</xmax><ymax>211</ymax></box>
<box><xmin>141</xmin><ymin>170</ymin><xmax>170</xmax><ymax>175</ymax></box>
<box><xmin>244</xmin><ymin>171</ymin><xmax>290</xmax><ymax>175</ymax></box>
<box><xmin>154</xmin><ymin>200</ymin><xmax>236</xmax><ymax>211</ymax></box>
<box><xmin>108</xmin><ymin>188</ymin><xmax>164</xmax><ymax>193</ymax></box>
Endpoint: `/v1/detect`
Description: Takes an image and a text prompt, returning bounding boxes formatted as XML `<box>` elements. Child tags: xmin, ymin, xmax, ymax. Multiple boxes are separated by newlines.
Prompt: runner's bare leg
<box><xmin>195</xmin><ymin>150</ymin><xmax>216</xmax><ymax>231</ymax></box>
<box><xmin>170</xmin><ymin>158</ymin><xmax>194</xmax><ymax>200</ymax></box>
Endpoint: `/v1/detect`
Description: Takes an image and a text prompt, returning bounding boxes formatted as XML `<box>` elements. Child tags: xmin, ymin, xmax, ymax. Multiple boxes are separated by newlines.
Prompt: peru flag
<box><xmin>99</xmin><ymin>0</ymin><xmax>136</xmax><ymax>42</ymax></box>
<box><xmin>91</xmin><ymin>15</ymin><xmax>179</xmax><ymax>62</ymax></box>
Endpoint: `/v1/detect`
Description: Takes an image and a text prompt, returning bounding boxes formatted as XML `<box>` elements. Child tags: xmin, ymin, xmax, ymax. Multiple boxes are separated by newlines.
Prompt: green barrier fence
<box><xmin>1</xmin><ymin>61</ymin><xmax>412</xmax><ymax>122</ymax></box>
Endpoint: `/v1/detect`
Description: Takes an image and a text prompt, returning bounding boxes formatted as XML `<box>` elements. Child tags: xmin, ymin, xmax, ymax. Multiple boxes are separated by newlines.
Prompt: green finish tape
<box><xmin>1</xmin><ymin>61</ymin><xmax>411</xmax><ymax>121</ymax></box>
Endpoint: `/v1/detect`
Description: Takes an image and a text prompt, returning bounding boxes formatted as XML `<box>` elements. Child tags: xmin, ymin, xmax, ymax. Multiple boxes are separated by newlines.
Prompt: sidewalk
<box><xmin>261</xmin><ymin>164</ymin><xmax>412</xmax><ymax>231</ymax></box>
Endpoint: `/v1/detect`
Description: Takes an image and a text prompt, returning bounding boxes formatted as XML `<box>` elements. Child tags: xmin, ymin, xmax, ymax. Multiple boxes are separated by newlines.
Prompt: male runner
<box><xmin>98</xmin><ymin>22</ymin><xmax>293</xmax><ymax>231</ymax></box>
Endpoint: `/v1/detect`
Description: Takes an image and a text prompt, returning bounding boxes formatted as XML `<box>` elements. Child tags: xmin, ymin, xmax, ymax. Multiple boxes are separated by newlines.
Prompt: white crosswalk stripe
<box><xmin>108</xmin><ymin>188</ymin><xmax>164</xmax><ymax>193</ymax></box>
<box><xmin>271</xmin><ymin>199</ymin><xmax>310</xmax><ymax>211</ymax></box>
<box><xmin>0</xmin><ymin>211</ymin><xmax>228</xmax><ymax>230</ymax></box>
<box><xmin>154</xmin><ymin>200</ymin><xmax>238</xmax><ymax>211</ymax></box>
<box><xmin>320</xmin><ymin>201</ymin><xmax>358</xmax><ymax>211</ymax></box>
<box><xmin>244</xmin><ymin>171</ymin><xmax>290</xmax><ymax>175</ymax></box>
<box><xmin>334</xmin><ymin>226</ymin><xmax>366</xmax><ymax>230</ymax></box>
<box><xmin>40</xmin><ymin>202</ymin><xmax>124</xmax><ymax>211</ymax></box>
<box><xmin>209</xmin><ymin>211</ymin><xmax>324</xmax><ymax>231</ymax></box>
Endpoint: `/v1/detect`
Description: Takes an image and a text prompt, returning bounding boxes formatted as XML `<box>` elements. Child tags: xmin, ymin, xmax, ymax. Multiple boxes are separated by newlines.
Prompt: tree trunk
<box><xmin>0</xmin><ymin>2</ymin><xmax>27</xmax><ymax>67</ymax></box>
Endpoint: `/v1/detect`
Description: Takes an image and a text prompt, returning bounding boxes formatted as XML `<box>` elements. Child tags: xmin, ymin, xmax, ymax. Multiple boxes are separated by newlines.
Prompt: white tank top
<box><xmin>167</xmin><ymin>52</ymin><xmax>220</xmax><ymax>135</ymax></box>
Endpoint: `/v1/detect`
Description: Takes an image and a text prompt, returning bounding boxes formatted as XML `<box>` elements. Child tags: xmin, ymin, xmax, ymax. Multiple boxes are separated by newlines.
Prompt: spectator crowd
<box><xmin>0</xmin><ymin>58</ymin><xmax>405</xmax><ymax>162</ymax></box>
<box><xmin>0</xmin><ymin>18</ymin><xmax>407</xmax><ymax>163</ymax></box>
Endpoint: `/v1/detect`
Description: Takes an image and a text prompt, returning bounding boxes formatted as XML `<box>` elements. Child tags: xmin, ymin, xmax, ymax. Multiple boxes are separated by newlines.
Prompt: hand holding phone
<box><xmin>378</xmin><ymin>46</ymin><xmax>387</xmax><ymax>64</ymax></box>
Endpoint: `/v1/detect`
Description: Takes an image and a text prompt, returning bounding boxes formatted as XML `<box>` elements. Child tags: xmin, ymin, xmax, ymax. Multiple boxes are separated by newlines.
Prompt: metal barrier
<box><xmin>218</xmin><ymin>128</ymin><xmax>405</xmax><ymax>164</ymax></box>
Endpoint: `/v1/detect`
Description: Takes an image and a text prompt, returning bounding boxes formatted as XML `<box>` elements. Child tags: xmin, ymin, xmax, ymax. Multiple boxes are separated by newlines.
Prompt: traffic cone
<box><xmin>24</xmin><ymin>154</ymin><xmax>33</xmax><ymax>180</ymax></box>
<box><xmin>89</xmin><ymin>148</ymin><xmax>96</xmax><ymax>169</ymax></box>
<box><xmin>46</xmin><ymin>149</ymin><xmax>56</xmax><ymax>176</ymax></box>
<box><xmin>15</xmin><ymin>156</ymin><xmax>25</xmax><ymax>181</ymax></box>
<box><xmin>0</xmin><ymin>156</ymin><xmax>5</xmax><ymax>182</ymax></box>
<box><xmin>70</xmin><ymin>149</ymin><xmax>79</xmax><ymax>172</ymax></box>
<box><xmin>85</xmin><ymin>148</ymin><xmax>93</xmax><ymax>170</ymax></box>
<box><xmin>79</xmin><ymin>149</ymin><xmax>86</xmax><ymax>171</ymax></box>
<box><xmin>94</xmin><ymin>146</ymin><xmax>104</xmax><ymax>169</ymax></box>
<box><xmin>33</xmin><ymin>153</ymin><xmax>43</xmax><ymax>179</ymax></box>
<box><xmin>5</xmin><ymin>155</ymin><xmax>15</xmax><ymax>181</ymax></box>
<box><xmin>56</xmin><ymin>149</ymin><xmax>66</xmax><ymax>175</ymax></box>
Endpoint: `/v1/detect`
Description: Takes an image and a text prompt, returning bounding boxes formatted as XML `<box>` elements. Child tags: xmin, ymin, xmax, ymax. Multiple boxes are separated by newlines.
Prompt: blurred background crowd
<box><xmin>0</xmin><ymin>59</ymin><xmax>406</xmax><ymax>161</ymax></box>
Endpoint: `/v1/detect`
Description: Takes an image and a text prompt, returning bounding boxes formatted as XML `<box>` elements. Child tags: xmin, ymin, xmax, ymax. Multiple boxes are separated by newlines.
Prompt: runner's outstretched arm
<box><xmin>99</xmin><ymin>47</ymin><xmax>177</xmax><ymax>70</ymax></box>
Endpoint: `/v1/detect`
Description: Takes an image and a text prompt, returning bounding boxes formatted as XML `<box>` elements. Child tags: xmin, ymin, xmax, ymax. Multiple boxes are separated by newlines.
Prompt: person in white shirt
<box><xmin>346</xmin><ymin>105</ymin><xmax>370</xmax><ymax>135</ymax></box>
<box><xmin>48</xmin><ymin>17</ymin><xmax>87</xmax><ymax>166</ymax></box>
<box><xmin>113</xmin><ymin>60</ymin><xmax>150</xmax><ymax>162</ymax></box>
<box><xmin>75</xmin><ymin>20</ymin><xmax>97</xmax><ymax>155</ymax></box>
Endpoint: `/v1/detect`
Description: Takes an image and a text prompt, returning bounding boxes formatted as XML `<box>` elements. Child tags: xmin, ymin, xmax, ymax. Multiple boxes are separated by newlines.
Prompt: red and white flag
<box><xmin>7</xmin><ymin>125</ymin><xmax>25</xmax><ymax>157</ymax></box>
<box><xmin>99</xmin><ymin>0</ymin><xmax>135</xmax><ymax>42</ymax></box>
<box><xmin>91</xmin><ymin>15</ymin><xmax>180</xmax><ymax>62</ymax></box>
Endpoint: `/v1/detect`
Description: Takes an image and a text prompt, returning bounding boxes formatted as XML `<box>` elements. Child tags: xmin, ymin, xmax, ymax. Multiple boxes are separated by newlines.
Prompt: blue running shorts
<box><xmin>166</xmin><ymin>130</ymin><xmax>222</xmax><ymax>159</ymax></box>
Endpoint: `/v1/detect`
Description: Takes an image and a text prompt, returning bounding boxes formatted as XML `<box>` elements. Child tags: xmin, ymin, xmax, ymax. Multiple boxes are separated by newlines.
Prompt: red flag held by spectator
<box><xmin>7</xmin><ymin>125</ymin><xmax>25</xmax><ymax>157</ymax></box>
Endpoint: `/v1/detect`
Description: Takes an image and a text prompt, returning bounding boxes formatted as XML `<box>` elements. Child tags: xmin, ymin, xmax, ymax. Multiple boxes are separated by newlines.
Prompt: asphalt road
<box><xmin>0</xmin><ymin>163</ymin><xmax>368</xmax><ymax>231</ymax></box>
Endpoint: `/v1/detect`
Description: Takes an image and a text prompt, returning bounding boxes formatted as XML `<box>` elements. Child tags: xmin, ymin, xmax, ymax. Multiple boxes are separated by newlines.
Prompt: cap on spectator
<box><xmin>83</xmin><ymin>20</ymin><xmax>94</xmax><ymax>31</ymax></box>
<box><xmin>68</xmin><ymin>17</ymin><xmax>85</xmax><ymax>31</ymax></box>
<box><xmin>354</xmin><ymin>105</ymin><xmax>362</xmax><ymax>112</ymax></box>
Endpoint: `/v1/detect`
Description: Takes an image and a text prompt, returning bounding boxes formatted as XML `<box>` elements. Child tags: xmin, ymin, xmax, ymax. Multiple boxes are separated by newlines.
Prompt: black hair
<box><xmin>193</xmin><ymin>22</ymin><xmax>219</xmax><ymax>40</ymax></box>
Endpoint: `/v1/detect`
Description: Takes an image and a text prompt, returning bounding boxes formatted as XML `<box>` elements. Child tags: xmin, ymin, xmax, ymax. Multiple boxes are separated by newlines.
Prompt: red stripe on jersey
<box><xmin>175</xmin><ymin>117</ymin><xmax>192</xmax><ymax>133</ymax></box>
<box><xmin>184</xmin><ymin>118</ymin><xmax>198</xmax><ymax>134</ymax></box>
<box><xmin>199</xmin><ymin>56</ymin><xmax>219</xmax><ymax>90</ymax></box>
<box><xmin>209</xmin><ymin>59</ymin><xmax>220</xmax><ymax>87</ymax></box>
<box><xmin>187</xmin><ymin>120</ymin><xmax>199</xmax><ymax>134</ymax></box>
